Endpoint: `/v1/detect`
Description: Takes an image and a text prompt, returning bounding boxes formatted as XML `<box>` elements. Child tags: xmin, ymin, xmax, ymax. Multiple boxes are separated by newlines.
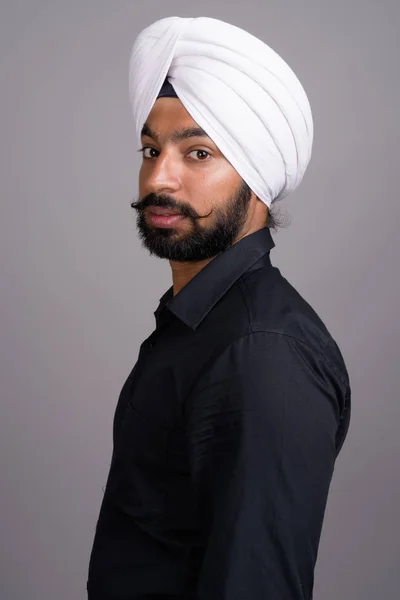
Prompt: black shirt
<box><xmin>87</xmin><ymin>227</ymin><xmax>351</xmax><ymax>600</ymax></box>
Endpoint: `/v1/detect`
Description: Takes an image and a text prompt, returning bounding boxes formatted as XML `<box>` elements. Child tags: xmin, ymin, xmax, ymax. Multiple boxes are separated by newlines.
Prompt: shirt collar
<box><xmin>154</xmin><ymin>227</ymin><xmax>275</xmax><ymax>331</ymax></box>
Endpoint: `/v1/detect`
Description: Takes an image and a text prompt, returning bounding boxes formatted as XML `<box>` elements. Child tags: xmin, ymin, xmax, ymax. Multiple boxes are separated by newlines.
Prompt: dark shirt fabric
<box><xmin>87</xmin><ymin>227</ymin><xmax>351</xmax><ymax>600</ymax></box>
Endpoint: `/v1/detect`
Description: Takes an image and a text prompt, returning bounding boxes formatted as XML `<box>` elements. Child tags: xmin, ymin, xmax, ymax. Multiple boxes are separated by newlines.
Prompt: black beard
<box><xmin>130</xmin><ymin>181</ymin><xmax>252</xmax><ymax>262</ymax></box>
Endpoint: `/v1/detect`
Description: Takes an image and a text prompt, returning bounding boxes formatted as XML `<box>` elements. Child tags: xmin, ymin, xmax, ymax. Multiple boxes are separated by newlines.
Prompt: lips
<box><xmin>147</xmin><ymin>207</ymin><xmax>182</xmax><ymax>216</ymax></box>
<box><xmin>146</xmin><ymin>209</ymin><xmax>186</xmax><ymax>228</ymax></box>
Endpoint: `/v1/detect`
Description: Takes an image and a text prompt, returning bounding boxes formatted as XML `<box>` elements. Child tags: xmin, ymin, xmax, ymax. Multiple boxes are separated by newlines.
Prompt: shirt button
<box><xmin>148</xmin><ymin>343</ymin><xmax>154</xmax><ymax>351</ymax></box>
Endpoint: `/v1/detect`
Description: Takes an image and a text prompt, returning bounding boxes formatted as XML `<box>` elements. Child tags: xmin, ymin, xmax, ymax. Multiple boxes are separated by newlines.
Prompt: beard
<box><xmin>130</xmin><ymin>180</ymin><xmax>252</xmax><ymax>262</ymax></box>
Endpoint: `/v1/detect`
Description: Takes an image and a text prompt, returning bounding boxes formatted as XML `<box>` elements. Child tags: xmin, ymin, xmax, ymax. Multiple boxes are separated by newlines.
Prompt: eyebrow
<box><xmin>141</xmin><ymin>123</ymin><xmax>210</xmax><ymax>143</ymax></box>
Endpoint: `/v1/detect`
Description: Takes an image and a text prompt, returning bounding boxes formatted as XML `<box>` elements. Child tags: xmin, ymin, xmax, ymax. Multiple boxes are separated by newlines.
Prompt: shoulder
<box><xmin>234</xmin><ymin>262</ymin><xmax>350</xmax><ymax>389</ymax></box>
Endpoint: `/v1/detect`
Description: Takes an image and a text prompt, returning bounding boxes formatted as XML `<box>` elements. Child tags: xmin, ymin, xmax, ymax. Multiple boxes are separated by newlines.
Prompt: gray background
<box><xmin>1</xmin><ymin>1</ymin><xmax>399</xmax><ymax>598</ymax></box>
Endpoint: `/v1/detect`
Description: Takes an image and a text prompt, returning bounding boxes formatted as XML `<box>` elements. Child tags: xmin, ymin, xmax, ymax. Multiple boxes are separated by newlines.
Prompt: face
<box><xmin>131</xmin><ymin>98</ymin><xmax>254</xmax><ymax>262</ymax></box>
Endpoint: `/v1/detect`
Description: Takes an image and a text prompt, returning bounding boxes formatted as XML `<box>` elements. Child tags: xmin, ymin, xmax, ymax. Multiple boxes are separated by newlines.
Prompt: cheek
<box><xmin>193</xmin><ymin>167</ymin><xmax>241</xmax><ymax>203</ymax></box>
<box><xmin>138</xmin><ymin>166</ymin><xmax>147</xmax><ymax>195</ymax></box>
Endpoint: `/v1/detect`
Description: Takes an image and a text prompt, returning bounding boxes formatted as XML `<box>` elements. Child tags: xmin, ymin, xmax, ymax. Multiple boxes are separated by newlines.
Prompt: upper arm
<box><xmin>185</xmin><ymin>331</ymin><xmax>345</xmax><ymax>599</ymax></box>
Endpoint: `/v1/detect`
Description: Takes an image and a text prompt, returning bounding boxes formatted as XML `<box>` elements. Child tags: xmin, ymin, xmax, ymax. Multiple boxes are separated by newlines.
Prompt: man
<box><xmin>87</xmin><ymin>16</ymin><xmax>351</xmax><ymax>600</ymax></box>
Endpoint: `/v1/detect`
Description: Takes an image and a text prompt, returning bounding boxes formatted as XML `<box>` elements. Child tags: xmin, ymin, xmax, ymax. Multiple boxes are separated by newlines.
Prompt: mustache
<box><xmin>130</xmin><ymin>194</ymin><xmax>213</xmax><ymax>220</ymax></box>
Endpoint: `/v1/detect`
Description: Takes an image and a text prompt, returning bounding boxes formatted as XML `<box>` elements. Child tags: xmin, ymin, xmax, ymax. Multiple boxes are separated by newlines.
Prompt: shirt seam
<box><xmin>254</xmin><ymin>331</ymin><xmax>349</xmax><ymax>392</ymax></box>
<box><xmin>237</xmin><ymin>277</ymin><xmax>349</xmax><ymax>390</ymax></box>
<box><xmin>184</xmin><ymin>329</ymin><xmax>349</xmax><ymax>416</ymax></box>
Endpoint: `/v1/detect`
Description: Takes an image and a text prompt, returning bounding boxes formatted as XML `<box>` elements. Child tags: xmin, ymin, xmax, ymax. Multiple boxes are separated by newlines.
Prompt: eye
<box><xmin>139</xmin><ymin>146</ymin><xmax>159</xmax><ymax>159</ymax></box>
<box><xmin>188</xmin><ymin>149</ymin><xmax>211</xmax><ymax>161</ymax></box>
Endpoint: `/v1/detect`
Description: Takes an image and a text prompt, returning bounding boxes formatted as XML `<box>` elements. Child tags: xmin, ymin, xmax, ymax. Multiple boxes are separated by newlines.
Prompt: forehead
<box><xmin>145</xmin><ymin>97</ymin><xmax>202</xmax><ymax>133</ymax></box>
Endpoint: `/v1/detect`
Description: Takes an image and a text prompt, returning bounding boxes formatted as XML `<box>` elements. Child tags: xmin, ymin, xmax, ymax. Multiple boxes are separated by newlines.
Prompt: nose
<box><xmin>144</xmin><ymin>152</ymin><xmax>181</xmax><ymax>196</ymax></box>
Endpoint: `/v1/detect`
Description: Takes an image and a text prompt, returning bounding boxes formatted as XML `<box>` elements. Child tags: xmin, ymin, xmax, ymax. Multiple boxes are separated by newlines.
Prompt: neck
<box><xmin>169</xmin><ymin>226</ymin><xmax>261</xmax><ymax>296</ymax></box>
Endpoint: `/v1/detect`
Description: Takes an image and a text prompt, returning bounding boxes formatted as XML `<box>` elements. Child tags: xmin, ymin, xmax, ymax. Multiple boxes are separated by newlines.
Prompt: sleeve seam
<box><xmin>237</xmin><ymin>278</ymin><xmax>347</xmax><ymax>388</ymax></box>
<box><xmin>253</xmin><ymin>329</ymin><xmax>350</xmax><ymax>391</ymax></box>
<box><xmin>184</xmin><ymin>329</ymin><xmax>348</xmax><ymax>409</ymax></box>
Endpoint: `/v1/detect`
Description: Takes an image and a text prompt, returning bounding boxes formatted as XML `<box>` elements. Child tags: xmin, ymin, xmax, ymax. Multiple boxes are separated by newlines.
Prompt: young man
<box><xmin>87</xmin><ymin>17</ymin><xmax>351</xmax><ymax>599</ymax></box>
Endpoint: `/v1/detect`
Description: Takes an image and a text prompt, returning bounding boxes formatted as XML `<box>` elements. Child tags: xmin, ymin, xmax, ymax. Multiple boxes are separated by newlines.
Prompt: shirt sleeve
<box><xmin>185</xmin><ymin>331</ymin><xmax>349</xmax><ymax>600</ymax></box>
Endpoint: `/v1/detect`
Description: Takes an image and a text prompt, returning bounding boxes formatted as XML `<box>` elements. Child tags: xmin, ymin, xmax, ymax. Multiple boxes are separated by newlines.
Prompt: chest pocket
<box><xmin>112</xmin><ymin>402</ymin><xmax>170</xmax><ymax>518</ymax></box>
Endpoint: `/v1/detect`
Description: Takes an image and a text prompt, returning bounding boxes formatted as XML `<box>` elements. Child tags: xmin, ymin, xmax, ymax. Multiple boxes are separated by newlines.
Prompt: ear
<box><xmin>254</xmin><ymin>195</ymin><xmax>269</xmax><ymax>224</ymax></box>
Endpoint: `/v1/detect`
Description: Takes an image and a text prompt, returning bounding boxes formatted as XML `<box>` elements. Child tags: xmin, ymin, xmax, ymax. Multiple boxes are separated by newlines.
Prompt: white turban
<box><xmin>129</xmin><ymin>17</ymin><xmax>313</xmax><ymax>207</ymax></box>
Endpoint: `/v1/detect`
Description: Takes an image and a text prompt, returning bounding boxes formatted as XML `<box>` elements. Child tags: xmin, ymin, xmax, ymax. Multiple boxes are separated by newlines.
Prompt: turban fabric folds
<box><xmin>129</xmin><ymin>17</ymin><xmax>313</xmax><ymax>207</ymax></box>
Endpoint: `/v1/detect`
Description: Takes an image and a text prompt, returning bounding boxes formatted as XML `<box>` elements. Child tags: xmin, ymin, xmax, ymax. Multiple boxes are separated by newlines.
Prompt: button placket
<box><xmin>147</xmin><ymin>332</ymin><xmax>157</xmax><ymax>352</ymax></box>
